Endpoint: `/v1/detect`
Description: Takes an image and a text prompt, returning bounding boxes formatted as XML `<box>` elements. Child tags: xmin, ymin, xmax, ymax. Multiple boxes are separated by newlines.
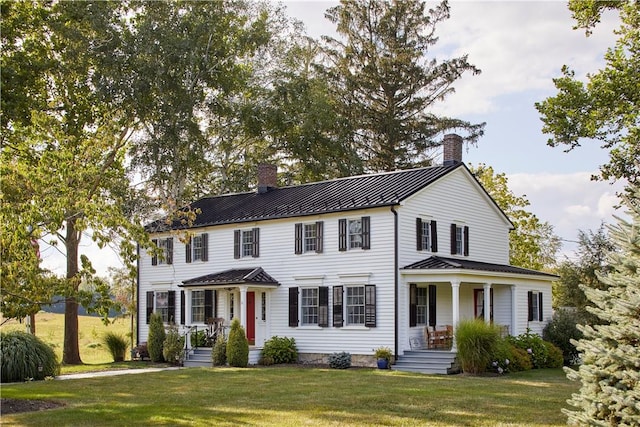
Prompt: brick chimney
<box><xmin>443</xmin><ymin>134</ymin><xmax>463</xmax><ymax>166</ymax></box>
<box><xmin>257</xmin><ymin>163</ymin><xmax>277</xmax><ymax>194</ymax></box>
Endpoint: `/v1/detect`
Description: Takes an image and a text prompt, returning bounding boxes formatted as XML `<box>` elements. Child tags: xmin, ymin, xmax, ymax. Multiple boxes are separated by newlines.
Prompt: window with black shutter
<box><xmin>338</xmin><ymin>219</ymin><xmax>347</xmax><ymax>251</ymax></box>
<box><xmin>295</xmin><ymin>223</ymin><xmax>303</xmax><ymax>254</ymax></box>
<box><xmin>463</xmin><ymin>226</ymin><xmax>469</xmax><ymax>256</ymax></box>
<box><xmin>289</xmin><ymin>287</ymin><xmax>299</xmax><ymax>327</ymax></box>
<box><xmin>180</xmin><ymin>291</ymin><xmax>185</xmax><ymax>325</ymax></box>
<box><xmin>431</xmin><ymin>221</ymin><xmax>438</xmax><ymax>252</ymax></box>
<box><xmin>409</xmin><ymin>284</ymin><xmax>417</xmax><ymax>327</ymax></box>
<box><xmin>316</xmin><ymin>221</ymin><xmax>324</xmax><ymax>253</ymax></box>
<box><xmin>362</xmin><ymin>216</ymin><xmax>371</xmax><ymax>250</ymax></box>
<box><xmin>234</xmin><ymin>230</ymin><xmax>241</xmax><ymax>259</ymax></box>
<box><xmin>318</xmin><ymin>286</ymin><xmax>329</xmax><ymax>327</ymax></box>
<box><xmin>167</xmin><ymin>290</ymin><xmax>175</xmax><ymax>323</ymax></box>
<box><xmin>333</xmin><ymin>286</ymin><xmax>343</xmax><ymax>327</ymax></box>
<box><xmin>450</xmin><ymin>223</ymin><xmax>457</xmax><ymax>255</ymax></box>
<box><xmin>528</xmin><ymin>291</ymin><xmax>534</xmax><ymax>321</ymax></box>
<box><xmin>252</xmin><ymin>228</ymin><xmax>259</xmax><ymax>257</ymax></box>
<box><xmin>364</xmin><ymin>284</ymin><xmax>376</xmax><ymax>327</ymax></box>
<box><xmin>146</xmin><ymin>291</ymin><xmax>154</xmax><ymax>324</ymax></box>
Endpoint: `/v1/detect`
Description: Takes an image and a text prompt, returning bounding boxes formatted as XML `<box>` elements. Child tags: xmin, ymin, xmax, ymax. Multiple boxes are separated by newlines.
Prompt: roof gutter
<box><xmin>391</xmin><ymin>205</ymin><xmax>399</xmax><ymax>360</ymax></box>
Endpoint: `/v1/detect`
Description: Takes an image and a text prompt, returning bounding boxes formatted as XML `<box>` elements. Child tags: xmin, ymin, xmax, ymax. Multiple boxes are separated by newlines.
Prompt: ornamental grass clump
<box><xmin>226</xmin><ymin>318</ymin><xmax>249</xmax><ymax>367</ymax></box>
<box><xmin>102</xmin><ymin>331</ymin><xmax>128</xmax><ymax>362</ymax></box>
<box><xmin>455</xmin><ymin>319</ymin><xmax>499</xmax><ymax>375</ymax></box>
<box><xmin>1</xmin><ymin>331</ymin><xmax>60</xmax><ymax>383</ymax></box>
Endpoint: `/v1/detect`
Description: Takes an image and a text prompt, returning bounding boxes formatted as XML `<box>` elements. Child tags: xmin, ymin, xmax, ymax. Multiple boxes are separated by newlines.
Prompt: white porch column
<box><xmin>239</xmin><ymin>286</ymin><xmax>248</xmax><ymax>331</ymax></box>
<box><xmin>451</xmin><ymin>280</ymin><xmax>460</xmax><ymax>352</ymax></box>
<box><xmin>483</xmin><ymin>283</ymin><xmax>492</xmax><ymax>324</ymax></box>
<box><xmin>510</xmin><ymin>285</ymin><xmax>517</xmax><ymax>336</ymax></box>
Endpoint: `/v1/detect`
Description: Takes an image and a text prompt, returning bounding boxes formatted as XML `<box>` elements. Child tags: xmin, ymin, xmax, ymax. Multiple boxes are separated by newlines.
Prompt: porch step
<box><xmin>393</xmin><ymin>350</ymin><xmax>460</xmax><ymax>375</ymax></box>
<box><xmin>183</xmin><ymin>347</ymin><xmax>262</xmax><ymax>368</ymax></box>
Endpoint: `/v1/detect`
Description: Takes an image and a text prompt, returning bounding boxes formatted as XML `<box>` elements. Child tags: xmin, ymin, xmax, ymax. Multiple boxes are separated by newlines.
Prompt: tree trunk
<box><xmin>62</xmin><ymin>218</ymin><xmax>82</xmax><ymax>365</ymax></box>
<box><xmin>29</xmin><ymin>313</ymin><xmax>36</xmax><ymax>334</ymax></box>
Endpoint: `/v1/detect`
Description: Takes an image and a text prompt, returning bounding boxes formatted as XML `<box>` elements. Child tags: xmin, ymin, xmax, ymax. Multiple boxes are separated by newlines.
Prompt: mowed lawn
<box><xmin>2</xmin><ymin>367</ymin><xmax>576</xmax><ymax>426</ymax></box>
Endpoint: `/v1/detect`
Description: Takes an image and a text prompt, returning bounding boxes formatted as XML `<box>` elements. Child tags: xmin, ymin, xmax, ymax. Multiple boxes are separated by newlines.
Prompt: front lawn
<box><xmin>1</xmin><ymin>367</ymin><xmax>575</xmax><ymax>426</ymax></box>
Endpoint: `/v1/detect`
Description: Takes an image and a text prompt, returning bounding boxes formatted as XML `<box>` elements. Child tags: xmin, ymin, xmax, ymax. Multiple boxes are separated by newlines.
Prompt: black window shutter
<box><xmin>318</xmin><ymin>286</ymin><xmax>329</xmax><ymax>327</ymax></box>
<box><xmin>252</xmin><ymin>228</ymin><xmax>260</xmax><ymax>258</ymax></box>
<box><xmin>409</xmin><ymin>284</ymin><xmax>417</xmax><ymax>327</ymax></box>
<box><xmin>428</xmin><ymin>285</ymin><xmax>437</xmax><ymax>327</ymax></box>
<box><xmin>527</xmin><ymin>291</ymin><xmax>534</xmax><ymax>321</ymax></box>
<box><xmin>204</xmin><ymin>290</ymin><xmax>214</xmax><ymax>321</ymax></box>
<box><xmin>431</xmin><ymin>221</ymin><xmax>438</xmax><ymax>252</ymax></box>
<box><xmin>146</xmin><ymin>291</ymin><xmax>154</xmax><ymax>324</ymax></box>
<box><xmin>316</xmin><ymin>221</ymin><xmax>324</xmax><ymax>253</ymax></box>
<box><xmin>151</xmin><ymin>239</ymin><xmax>158</xmax><ymax>265</ymax></box>
<box><xmin>463</xmin><ymin>226</ymin><xmax>469</xmax><ymax>256</ymax></box>
<box><xmin>338</xmin><ymin>219</ymin><xmax>347</xmax><ymax>251</ymax></box>
<box><xmin>333</xmin><ymin>286</ymin><xmax>344</xmax><ymax>327</ymax></box>
<box><xmin>294</xmin><ymin>223</ymin><xmax>303</xmax><ymax>254</ymax></box>
<box><xmin>538</xmin><ymin>292</ymin><xmax>543</xmax><ymax>321</ymax></box>
<box><xmin>289</xmin><ymin>287</ymin><xmax>299</xmax><ymax>327</ymax></box>
<box><xmin>180</xmin><ymin>291</ymin><xmax>185</xmax><ymax>325</ymax></box>
<box><xmin>365</xmin><ymin>284</ymin><xmax>376</xmax><ymax>327</ymax></box>
<box><xmin>234</xmin><ymin>230</ymin><xmax>241</xmax><ymax>259</ymax></box>
<box><xmin>416</xmin><ymin>218</ymin><xmax>423</xmax><ymax>250</ymax></box>
<box><xmin>362</xmin><ymin>216</ymin><xmax>371</xmax><ymax>250</ymax></box>
<box><xmin>168</xmin><ymin>290</ymin><xmax>175</xmax><ymax>323</ymax></box>
<box><xmin>185</xmin><ymin>237</ymin><xmax>192</xmax><ymax>263</ymax></box>
<box><xmin>166</xmin><ymin>238</ymin><xmax>174</xmax><ymax>265</ymax></box>
<box><xmin>450</xmin><ymin>224</ymin><xmax>457</xmax><ymax>255</ymax></box>
<box><xmin>202</xmin><ymin>233</ymin><xmax>208</xmax><ymax>261</ymax></box>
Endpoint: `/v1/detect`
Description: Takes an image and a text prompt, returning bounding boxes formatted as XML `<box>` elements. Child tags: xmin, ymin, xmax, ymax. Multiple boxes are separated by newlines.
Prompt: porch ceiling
<box><xmin>179</xmin><ymin>267</ymin><xmax>280</xmax><ymax>288</ymax></box>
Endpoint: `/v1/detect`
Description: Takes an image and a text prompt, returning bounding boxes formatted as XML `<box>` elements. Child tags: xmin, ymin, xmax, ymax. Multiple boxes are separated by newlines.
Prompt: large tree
<box><xmin>1</xmin><ymin>1</ymin><xmax>150</xmax><ymax>364</ymax></box>
<box><xmin>322</xmin><ymin>0</ymin><xmax>485</xmax><ymax>172</ymax></box>
<box><xmin>536</xmin><ymin>0</ymin><xmax>639</xmax><ymax>188</ymax></box>
<box><xmin>470</xmin><ymin>164</ymin><xmax>561</xmax><ymax>270</ymax></box>
<box><xmin>563</xmin><ymin>184</ymin><xmax>640</xmax><ymax>425</ymax></box>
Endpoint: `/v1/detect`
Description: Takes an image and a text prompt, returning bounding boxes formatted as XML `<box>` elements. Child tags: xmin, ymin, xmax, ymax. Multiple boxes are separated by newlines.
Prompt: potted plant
<box><xmin>374</xmin><ymin>346</ymin><xmax>393</xmax><ymax>369</ymax></box>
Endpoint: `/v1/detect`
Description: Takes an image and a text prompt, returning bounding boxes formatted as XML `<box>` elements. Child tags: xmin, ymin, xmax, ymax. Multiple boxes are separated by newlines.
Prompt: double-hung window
<box><xmin>294</xmin><ymin>222</ymin><xmax>324</xmax><ymax>254</ymax></box>
<box><xmin>338</xmin><ymin>217</ymin><xmax>370</xmax><ymax>251</ymax></box>
<box><xmin>151</xmin><ymin>237</ymin><xmax>174</xmax><ymax>265</ymax></box>
<box><xmin>156</xmin><ymin>291</ymin><xmax>169</xmax><ymax>322</ymax></box>
<box><xmin>234</xmin><ymin>228</ymin><xmax>259</xmax><ymax>258</ymax></box>
<box><xmin>416</xmin><ymin>218</ymin><xmax>438</xmax><ymax>252</ymax></box>
<box><xmin>346</xmin><ymin>286</ymin><xmax>365</xmax><ymax>325</ymax></box>
<box><xmin>301</xmin><ymin>288</ymin><xmax>318</xmax><ymax>325</ymax></box>
<box><xmin>186</xmin><ymin>233</ymin><xmax>208</xmax><ymax>263</ymax></box>
<box><xmin>450</xmin><ymin>223</ymin><xmax>469</xmax><ymax>256</ymax></box>
<box><xmin>191</xmin><ymin>290</ymin><xmax>205</xmax><ymax>323</ymax></box>
<box><xmin>528</xmin><ymin>291</ymin><xmax>543</xmax><ymax>321</ymax></box>
<box><xmin>288</xmin><ymin>287</ymin><xmax>329</xmax><ymax>327</ymax></box>
<box><xmin>416</xmin><ymin>287</ymin><xmax>428</xmax><ymax>325</ymax></box>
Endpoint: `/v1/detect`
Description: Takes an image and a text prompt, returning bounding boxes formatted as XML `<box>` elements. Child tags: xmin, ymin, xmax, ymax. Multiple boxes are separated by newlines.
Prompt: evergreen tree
<box><xmin>226</xmin><ymin>318</ymin><xmax>249</xmax><ymax>368</ymax></box>
<box><xmin>147</xmin><ymin>313</ymin><xmax>166</xmax><ymax>363</ymax></box>
<box><xmin>563</xmin><ymin>184</ymin><xmax>640</xmax><ymax>425</ymax></box>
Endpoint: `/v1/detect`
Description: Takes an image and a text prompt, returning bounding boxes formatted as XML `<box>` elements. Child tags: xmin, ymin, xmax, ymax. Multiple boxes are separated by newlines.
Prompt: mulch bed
<box><xmin>1</xmin><ymin>398</ymin><xmax>65</xmax><ymax>414</ymax></box>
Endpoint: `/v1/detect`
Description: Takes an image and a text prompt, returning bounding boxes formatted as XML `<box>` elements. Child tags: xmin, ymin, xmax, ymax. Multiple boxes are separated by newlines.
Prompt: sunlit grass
<box><xmin>2</xmin><ymin>367</ymin><xmax>576</xmax><ymax>426</ymax></box>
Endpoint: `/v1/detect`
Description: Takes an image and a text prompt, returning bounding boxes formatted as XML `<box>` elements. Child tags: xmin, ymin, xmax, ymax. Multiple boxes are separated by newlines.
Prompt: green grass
<box><xmin>1</xmin><ymin>367</ymin><xmax>575</xmax><ymax>426</ymax></box>
<box><xmin>1</xmin><ymin>312</ymin><xmax>132</xmax><ymax>369</ymax></box>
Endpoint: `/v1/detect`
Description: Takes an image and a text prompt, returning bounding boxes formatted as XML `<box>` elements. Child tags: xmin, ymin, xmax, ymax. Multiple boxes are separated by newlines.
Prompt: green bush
<box><xmin>455</xmin><ymin>319</ymin><xmax>500</xmax><ymax>375</ymax></box>
<box><xmin>1</xmin><ymin>331</ymin><xmax>60</xmax><ymax>383</ymax></box>
<box><xmin>163</xmin><ymin>323</ymin><xmax>184</xmax><ymax>365</ymax></box>
<box><xmin>508</xmin><ymin>345</ymin><xmax>533</xmax><ymax>371</ymax></box>
<box><xmin>148</xmin><ymin>312</ymin><xmax>166</xmax><ymax>362</ymax></box>
<box><xmin>488</xmin><ymin>338</ymin><xmax>513</xmax><ymax>374</ymax></box>
<box><xmin>226</xmin><ymin>318</ymin><xmax>249</xmax><ymax>367</ymax></box>
<box><xmin>258</xmin><ymin>355</ymin><xmax>275</xmax><ymax>366</ymax></box>
<box><xmin>190</xmin><ymin>330</ymin><xmax>207</xmax><ymax>348</ymax></box>
<box><xmin>542</xmin><ymin>309</ymin><xmax>583</xmax><ymax>365</ymax></box>
<box><xmin>542</xmin><ymin>341</ymin><xmax>564</xmax><ymax>368</ymax></box>
<box><xmin>262</xmin><ymin>336</ymin><xmax>298</xmax><ymax>364</ymax></box>
<box><xmin>212</xmin><ymin>335</ymin><xmax>227</xmax><ymax>366</ymax></box>
<box><xmin>507</xmin><ymin>329</ymin><xmax>548</xmax><ymax>369</ymax></box>
<box><xmin>102</xmin><ymin>332</ymin><xmax>128</xmax><ymax>362</ymax></box>
<box><xmin>328</xmin><ymin>352</ymin><xmax>351</xmax><ymax>369</ymax></box>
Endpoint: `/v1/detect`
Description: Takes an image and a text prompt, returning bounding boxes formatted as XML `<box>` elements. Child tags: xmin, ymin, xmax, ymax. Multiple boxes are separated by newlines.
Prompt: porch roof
<box><xmin>402</xmin><ymin>256</ymin><xmax>558</xmax><ymax>279</ymax></box>
<box><xmin>179</xmin><ymin>267</ymin><xmax>280</xmax><ymax>288</ymax></box>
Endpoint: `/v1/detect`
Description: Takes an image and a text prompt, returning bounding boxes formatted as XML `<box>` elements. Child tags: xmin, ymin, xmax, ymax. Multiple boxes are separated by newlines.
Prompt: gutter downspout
<box><xmin>391</xmin><ymin>205</ymin><xmax>399</xmax><ymax>360</ymax></box>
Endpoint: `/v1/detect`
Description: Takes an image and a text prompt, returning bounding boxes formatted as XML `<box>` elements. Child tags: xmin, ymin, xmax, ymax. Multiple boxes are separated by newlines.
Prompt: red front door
<box><xmin>246</xmin><ymin>292</ymin><xmax>255</xmax><ymax>345</ymax></box>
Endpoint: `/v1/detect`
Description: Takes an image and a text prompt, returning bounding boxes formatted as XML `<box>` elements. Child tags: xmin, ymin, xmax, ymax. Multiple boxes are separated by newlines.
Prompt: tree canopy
<box><xmin>535</xmin><ymin>0</ymin><xmax>640</xmax><ymax>188</ymax></box>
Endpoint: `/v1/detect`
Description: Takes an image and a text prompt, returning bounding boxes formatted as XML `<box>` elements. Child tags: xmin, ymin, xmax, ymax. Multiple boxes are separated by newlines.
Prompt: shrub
<box><xmin>543</xmin><ymin>341</ymin><xmax>564</xmax><ymax>368</ymax></box>
<box><xmin>508</xmin><ymin>345</ymin><xmax>533</xmax><ymax>371</ymax></box>
<box><xmin>328</xmin><ymin>352</ymin><xmax>351</xmax><ymax>369</ymax></box>
<box><xmin>163</xmin><ymin>323</ymin><xmax>184</xmax><ymax>365</ymax></box>
<box><xmin>226</xmin><ymin>318</ymin><xmax>249</xmax><ymax>367</ymax></box>
<box><xmin>133</xmin><ymin>342</ymin><xmax>149</xmax><ymax>360</ymax></box>
<box><xmin>148</xmin><ymin>312</ymin><xmax>166</xmax><ymax>362</ymax></box>
<box><xmin>212</xmin><ymin>335</ymin><xmax>227</xmax><ymax>366</ymax></box>
<box><xmin>1</xmin><ymin>331</ymin><xmax>60</xmax><ymax>383</ymax></box>
<box><xmin>507</xmin><ymin>329</ymin><xmax>548</xmax><ymax>369</ymax></box>
<box><xmin>542</xmin><ymin>309</ymin><xmax>583</xmax><ymax>365</ymax></box>
<box><xmin>190</xmin><ymin>330</ymin><xmax>207</xmax><ymax>348</ymax></box>
<box><xmin>102</xmin><ymin>332</ymin><xmax>128</xmax><ymax>362</ymax></box>
<box><xmin>258</xmin><ymin>355</ymin><xmax>275</xmax><ymax>366</ymax></box>
<box><xmin>262</xmin><ymin>336</ymin><xmax>298</xmax><ymax>364</ymax></box>
<box><xmin>455</xmin><ymin>319</ymin><xmax>500</xmax><ymax>375</ymax></box>
<box><xmin>488</xmin><ymin>338</ymin><xmax>513</xmax><ymax>374</ymax></box>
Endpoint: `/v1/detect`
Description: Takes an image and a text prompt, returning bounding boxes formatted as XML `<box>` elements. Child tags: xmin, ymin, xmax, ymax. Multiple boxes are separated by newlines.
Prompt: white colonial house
<box><xmin>137</xmin><ymin>134</ymin><xmax>557</xmax><ymax>373</ymax></box>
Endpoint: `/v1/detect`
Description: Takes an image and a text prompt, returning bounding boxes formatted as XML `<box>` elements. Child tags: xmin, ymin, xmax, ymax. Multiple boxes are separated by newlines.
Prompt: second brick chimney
<box><xmin>443</xmin><ymin>134</ymin><xmax>463</xmax><ymax>166</ymax></box>
<box><xmin>257</xmin><ymin>163</ymin><xmax>278</xmax><ymax>194</ymax></box>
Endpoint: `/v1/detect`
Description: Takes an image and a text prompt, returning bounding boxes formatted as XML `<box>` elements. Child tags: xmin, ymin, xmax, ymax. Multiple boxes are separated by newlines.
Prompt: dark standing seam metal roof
<box><xmin>147</xmin><ymin>163</ymin><xmax>463</xmax><ymax>231</ymax></box>
<box><xmin>180</xmin><ymin>267</ymin><xmax>280</xmax><ymax>287</ymax></box>
<box><xmin>403</xmin><ymin>256</ymin><xmax>559</xmax><ymax>278</ymax></box>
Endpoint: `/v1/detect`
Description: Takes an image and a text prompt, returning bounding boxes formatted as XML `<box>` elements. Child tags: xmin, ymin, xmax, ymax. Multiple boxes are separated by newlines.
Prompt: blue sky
<box><xmin>40</xmin><ymin>1</ymin><xmax>625</xmax><ymax>277</ymax></box>
<box><xmin>285</xmin><ymin>0</ymin><xmax>625</xmax><ymax>257</ymax></box>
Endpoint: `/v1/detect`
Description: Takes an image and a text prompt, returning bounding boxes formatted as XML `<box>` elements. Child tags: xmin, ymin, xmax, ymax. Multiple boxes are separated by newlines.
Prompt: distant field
<box><xmin>1</xmin><ymin>312</ymin><xmax>132</xmax><ymax>364</ymax></box>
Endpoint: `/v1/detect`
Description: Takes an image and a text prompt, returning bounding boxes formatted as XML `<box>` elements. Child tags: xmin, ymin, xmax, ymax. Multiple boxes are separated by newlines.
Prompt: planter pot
<box><xmin>377</xmin><ymin>358</ymin><xmax>389</xmax><ymax>369</ymax></box>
